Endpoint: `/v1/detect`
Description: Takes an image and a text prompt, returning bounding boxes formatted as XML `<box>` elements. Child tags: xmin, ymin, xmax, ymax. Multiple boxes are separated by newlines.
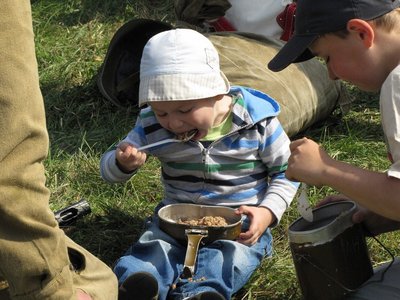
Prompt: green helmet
<box><xmin>97</xmin><ymin>18</ymin><xmax>173</xmax><ymax>107</ymax></box>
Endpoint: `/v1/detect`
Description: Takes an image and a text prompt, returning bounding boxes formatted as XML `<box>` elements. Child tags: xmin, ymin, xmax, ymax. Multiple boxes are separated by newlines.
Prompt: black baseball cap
<box><xmin>268</xmin><ymin>0</ymin><xmax>400</xmax><ymax>72</ymax></box>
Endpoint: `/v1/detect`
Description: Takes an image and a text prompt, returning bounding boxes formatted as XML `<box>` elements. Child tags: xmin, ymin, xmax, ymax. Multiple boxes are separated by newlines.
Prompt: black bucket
<box><xmin>288</xmin><ymin>201</ymin><xmax>373</xmax><ymax>300</ymax></box>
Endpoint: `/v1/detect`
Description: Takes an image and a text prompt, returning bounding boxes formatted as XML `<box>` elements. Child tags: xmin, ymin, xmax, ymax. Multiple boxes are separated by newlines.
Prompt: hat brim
<box><xmin>139</xmin><ymin>71</ymin><xmax>230</xmax><ymax>107</ymax></box>
<box><xmin>268</xmin><ymin>34</ymin><xmax>318</xmax><ymax>72</ymax></box>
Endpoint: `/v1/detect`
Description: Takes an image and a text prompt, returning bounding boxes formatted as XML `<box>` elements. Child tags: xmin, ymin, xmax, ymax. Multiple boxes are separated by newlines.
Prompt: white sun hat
<box><xmin>138</xmin><ymin>28</ymin><xmax>230</xmax><ymax>106</ymax></box>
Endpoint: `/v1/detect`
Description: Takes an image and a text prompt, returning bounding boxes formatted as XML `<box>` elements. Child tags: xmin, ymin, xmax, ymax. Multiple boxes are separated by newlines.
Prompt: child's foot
<box><xmin>118</xmin><ymin>272</ymin><xmax>158</xmax><ymax>300</ymax></box>
<box><xmin>186</xmin><ymin>291</ymin><xmax>225</xmax><ymax>300</ymax></box>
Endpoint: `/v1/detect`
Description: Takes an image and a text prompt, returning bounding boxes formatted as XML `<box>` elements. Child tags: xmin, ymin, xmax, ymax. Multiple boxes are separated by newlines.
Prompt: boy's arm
<box><xmin>287</xmin><ymin>138</ymin><xmax>400</xmax><ymax>221</ymax></box>
<box><xmin>295</xmin><ymin>69</ymin><xmax>400</xmax><ymax>222</ymax></box>
<box><xmin>318</xmin><ymin>158</ymin><xmax>400</xmax><ymax>221</ymax></box>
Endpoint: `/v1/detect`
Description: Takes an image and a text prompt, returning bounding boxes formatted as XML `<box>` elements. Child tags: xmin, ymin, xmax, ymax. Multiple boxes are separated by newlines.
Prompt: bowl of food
<box><xmin>158</xmin><ymin>203</ymin><xmax>243</xmax><ymax>278</ymax></box>
<box><xmin>158</xmin><ymin>203</ymin><xmax>242</xmax><ymax>244</ymax></box>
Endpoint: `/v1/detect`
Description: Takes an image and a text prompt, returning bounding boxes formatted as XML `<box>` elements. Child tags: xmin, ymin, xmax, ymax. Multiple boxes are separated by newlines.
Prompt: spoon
<box><xmin>298</xmin><ymin>183</ymin><xmax>314</xmax><ymax>222</ymax></box>
<box><xmin>137</xmin><ymin>129</ymin><xmax>197</xmax><ymax>151</ymax></box>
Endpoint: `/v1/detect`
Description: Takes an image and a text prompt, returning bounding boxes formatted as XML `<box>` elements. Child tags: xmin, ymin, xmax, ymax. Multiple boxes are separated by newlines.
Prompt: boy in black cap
<box><xmin>269</xmin><ymin>0</ymin><xmax>400</xmax><ymax>298</ymax></box>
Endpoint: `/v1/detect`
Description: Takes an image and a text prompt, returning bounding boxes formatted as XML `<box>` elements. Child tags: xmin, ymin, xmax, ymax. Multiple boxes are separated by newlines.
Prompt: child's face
<box><xmin>149</xmin><ymin>96</ymin><xmax>222</xmax><ymax>140</ymax></box>
<box><xmin>310</xmin><ymin>31</ymin><xmax>386</xmax><ymax>92</ymax></box>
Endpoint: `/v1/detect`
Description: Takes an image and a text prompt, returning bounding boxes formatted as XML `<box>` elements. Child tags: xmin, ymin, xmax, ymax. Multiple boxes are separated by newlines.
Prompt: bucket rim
<box><xmin>288</xmin><ymin>201</ymin><xmax>356</xmax><ymax>244</ymax></box>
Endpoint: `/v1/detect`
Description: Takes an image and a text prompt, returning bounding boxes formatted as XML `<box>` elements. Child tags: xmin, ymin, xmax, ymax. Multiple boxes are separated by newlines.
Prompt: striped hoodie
<box><xmin>100</xmin><ymin>86</ymin><xmax>299</xmax><ymax>224</ymax></box>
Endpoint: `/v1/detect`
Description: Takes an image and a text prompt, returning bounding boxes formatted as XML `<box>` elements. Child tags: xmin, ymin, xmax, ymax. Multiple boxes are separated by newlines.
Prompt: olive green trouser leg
<box><xmin>0</xmin><ymin>0</ymin><xmax>117</xmax><ymax>299</ymax></box>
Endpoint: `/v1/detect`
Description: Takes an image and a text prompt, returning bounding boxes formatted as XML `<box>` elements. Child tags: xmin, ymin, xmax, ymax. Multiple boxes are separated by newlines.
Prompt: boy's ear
<box><xmin>346</xmin><ymin>19</ymin><xmax>374</xmax><ymax>48</ymax></box>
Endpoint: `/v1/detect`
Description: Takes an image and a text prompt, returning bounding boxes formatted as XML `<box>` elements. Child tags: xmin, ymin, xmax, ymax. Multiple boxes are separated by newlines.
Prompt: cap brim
<box><xmin>268</xmin><ymin>35</ymin><xmax>318</xmax><ymax>72</ymax></box>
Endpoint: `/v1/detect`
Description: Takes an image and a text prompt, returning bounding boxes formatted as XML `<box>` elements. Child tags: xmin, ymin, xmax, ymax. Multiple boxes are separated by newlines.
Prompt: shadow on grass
<box><xmin>32</xmin><ymin>0</ymin><xmax>131</xmax><ymax>25</ymax></box>
<box><xmin>64</xmin><ymin>205</ymin><xmax>147</xmax><ymax>266</ymax></box>
<box><xmin>33</xmin><ymin>0</ymin><xmax>174</xmax><ymax>27</ymax></box>
<box><xmin>43</xmin><ymin>75</ymin><xmax>140</xmax><ymax>155</ymax></box>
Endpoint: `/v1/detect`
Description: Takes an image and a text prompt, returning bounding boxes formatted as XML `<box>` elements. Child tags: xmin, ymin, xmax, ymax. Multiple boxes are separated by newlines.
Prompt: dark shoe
<box><xmin>118</xmin><ymin>271</ymin><xmax>159</xmax><ymax>300</ymax></box>
<box><xmin>187</xmin><ymin>291</ymin><xmax>225</xmax><ymax>300</ymax></box>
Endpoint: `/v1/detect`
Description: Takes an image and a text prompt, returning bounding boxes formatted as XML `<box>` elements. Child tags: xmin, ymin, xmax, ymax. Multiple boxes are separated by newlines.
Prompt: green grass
<box><xmin>32</xmin><ymin>1</ymin><xmax>399</xmax><ymax>299</ymax></box>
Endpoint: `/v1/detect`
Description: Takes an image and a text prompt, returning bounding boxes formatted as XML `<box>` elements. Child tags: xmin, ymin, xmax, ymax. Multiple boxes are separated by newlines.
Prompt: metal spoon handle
<box><xmin>137</xmin><ymin>138</ymin><xmax>179</xmax><ymax>151</ymax></box>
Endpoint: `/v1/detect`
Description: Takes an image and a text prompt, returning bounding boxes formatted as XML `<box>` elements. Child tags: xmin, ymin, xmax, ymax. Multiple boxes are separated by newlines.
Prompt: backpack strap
<box><xmin>207</xmin><ymin>16</ymin><xmax>236</xmax><ymax>32</ymax></box>
<box><xmin>276</xmin><ymin>3</ymin><xmax>296</xmax><ymax>42</ymax></box>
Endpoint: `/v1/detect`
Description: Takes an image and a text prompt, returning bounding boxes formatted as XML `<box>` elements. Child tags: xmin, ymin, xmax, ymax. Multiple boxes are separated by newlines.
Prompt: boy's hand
<box><xmin>286</xmin><ymin>137</ymin><xmax>334</xmax><ymax>186</ymax></box>
<box><xmin>235</xmin><ymin>206</ymin><xmax>275</xmax><ymax>245</ymax></box>
<box><xmin>352</xmin><ymin>206</ymin><xmax>400</xmax><ymax>236</ymax></box>
<box><xmin>316</xmin><ymin>194</ymin><xmax>351</xmax><ymax>207</ymax></box>
<box><xmin>115</xmin><ymin>142</ymin><xmax>147</xmax><ymax>173</ymax></box>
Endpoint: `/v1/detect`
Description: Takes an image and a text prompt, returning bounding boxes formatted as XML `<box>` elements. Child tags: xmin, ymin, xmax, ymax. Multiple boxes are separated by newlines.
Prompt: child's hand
<box><xmin>115</xmin><ymin>142</ymin><xmax>147</xmax><ymax>173</ymax></box>
<box><xmin>235</xmin><ymin>206</ymin><xmax>275</xmax><ymax>245</ymax></box>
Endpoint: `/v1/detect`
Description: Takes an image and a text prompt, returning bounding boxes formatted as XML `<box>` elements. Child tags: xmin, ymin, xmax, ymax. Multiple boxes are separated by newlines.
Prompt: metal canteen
<box><xmin>158</xmin><ymin>203</ymin><xmax>242</xmax><ymax>278</ymax></box>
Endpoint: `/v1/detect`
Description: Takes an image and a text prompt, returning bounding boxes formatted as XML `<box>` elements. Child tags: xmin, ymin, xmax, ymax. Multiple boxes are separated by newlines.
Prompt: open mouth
<box><xmin>176</xmin><ymin>129</ymin><xmax>198</xmax><ymax>141</ymax></box>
